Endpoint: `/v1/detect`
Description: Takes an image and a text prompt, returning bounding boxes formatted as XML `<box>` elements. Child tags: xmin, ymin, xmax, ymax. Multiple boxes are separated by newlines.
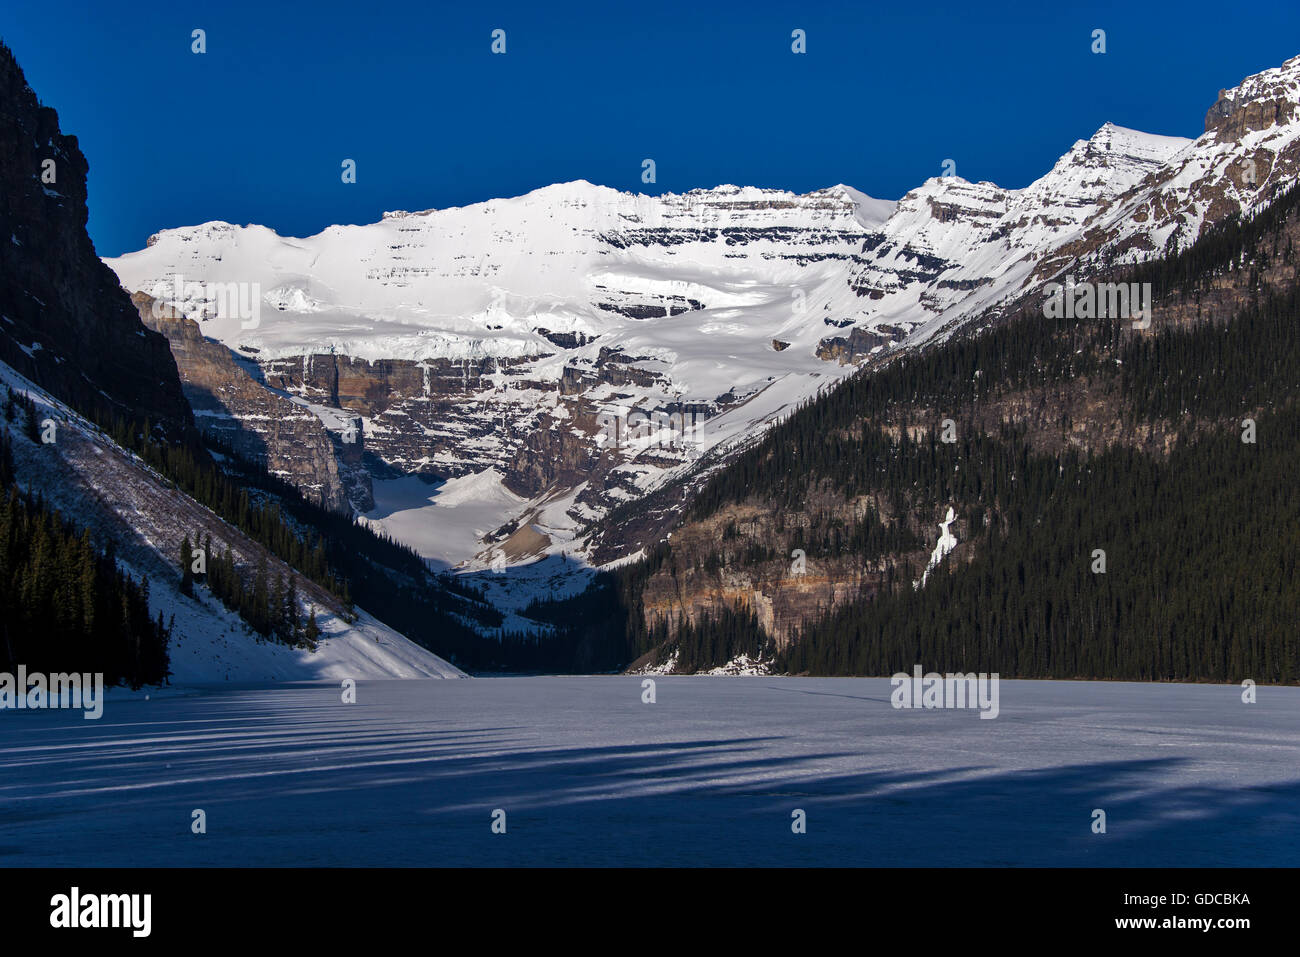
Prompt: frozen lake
<box><xmin>2</xmin><ymin>677</ymin><xmax>1297</xmax><ymax>866</ymax></box>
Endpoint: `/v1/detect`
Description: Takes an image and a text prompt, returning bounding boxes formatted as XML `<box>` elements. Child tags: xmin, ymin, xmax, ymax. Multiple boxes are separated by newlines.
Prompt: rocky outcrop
<box><xmin>1204</xmin><ymin>57</ymin><xmax>1300</xmax><ymax>138</ymax></box>
<box><xmin>263</xmin><ymin>352</ymin><xmax>527</xmax><ymax>480</ymax></box>
<box><xmin>636</xmin><ymin>499</ymin><xmax>937</xmax><ymax>647</ymax></box>
<box><xmin>133</xmin><ymin>292</ymin><xmax>351</xmax><ymax>511</ymax></box>
<box><xmin>816</xmin><ymin>325</ymin><xmax>908</xmax><ymax>363</ymax></box>
<box><xmin>506</xmin><ymin>409</ymin><xmax>602</xmax><ymax>499</ymax></box>
<box><xmin>0</xmin><ymin>41</ymin><xmax>190</xmax><ymax>438</ymax></box>
<box><xmin>258</xmin><ymin>344</ymin><xmax>698</xmax><ymax>513</ymax></box>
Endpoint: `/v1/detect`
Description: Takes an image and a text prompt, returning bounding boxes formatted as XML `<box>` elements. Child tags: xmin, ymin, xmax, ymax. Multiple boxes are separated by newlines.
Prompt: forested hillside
<box><xmin>534</xmin><ymin>183</ymin><xmax>1300</xmax><ymax>681</ymax></box>
<box><xmin>0</xmin><ymin>416</ymin><xmax>170</xmax><ymax>687</ymax></box>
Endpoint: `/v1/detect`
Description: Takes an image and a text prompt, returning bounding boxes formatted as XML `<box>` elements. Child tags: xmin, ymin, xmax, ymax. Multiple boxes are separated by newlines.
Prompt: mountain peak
<box><xmin>1081</xmin><ymin>122</ymin><xmax>1192</xmax><ymax>163</ymax></box>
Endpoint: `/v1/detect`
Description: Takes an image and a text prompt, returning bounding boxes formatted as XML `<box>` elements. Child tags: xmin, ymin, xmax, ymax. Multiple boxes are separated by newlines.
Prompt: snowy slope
<box><xmin>0</xmin><ymin>359</ymin><xmax>465</xmax><ymax>682</ymax></box>
<box><xmin>361</xmin><ymin>468</ymin><xmax>525</xmax><ymax>567</ymax></box>
<box><xmin>159</xmin><ymin>593</ymin><xmax>467</xmax><ymax>683</ymax></box>
<box><xmin>108</xmin><ymin>182</ymin><xmax>890</xmax><ymax>374</ymax></box>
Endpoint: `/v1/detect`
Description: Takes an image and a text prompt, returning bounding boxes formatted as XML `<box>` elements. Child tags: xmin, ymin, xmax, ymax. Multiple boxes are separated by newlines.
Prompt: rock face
<box><xmin>816</xmin><ymin>325</ymin><xmax>908</xmax><ymax>363</ymax></box>
<box><xmin>636</xmin><ymin>499</ymin><xmax>918</xmax><ymax>647</ymax></box>
<box><xmin>1204</xmin><ymin>57</ymin><xmax>1300</xmax><ymax>138</ymax></box>
<box><xmin>133</xmin><ymin>292</ymin><xmax>351</xmax><ymax>511</ymax></box>
<box><xmin>0</xmin><ymin>41</ymin><xmax>190</xmax><ymax>438</ymax></box>
<box><xmin>261</xmin><ymin>347</ymin><xmax>716</xmax><ymax>506</ymax></box>
<box><xmin>262</xmin><ymin>352</ymin><xmax>526</xmax><ymax>477</ymax></box>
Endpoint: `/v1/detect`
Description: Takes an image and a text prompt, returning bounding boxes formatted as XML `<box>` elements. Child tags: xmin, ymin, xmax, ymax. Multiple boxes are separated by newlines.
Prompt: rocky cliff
<box><xmin>0</xmin><ymin>41</ymin><xmax>191</xmax><ymax>439</ymax></box>
<box><xmin>132</xmin><ymin>292</ymin><xmax>351</xmax><ymax>511</ymax></box>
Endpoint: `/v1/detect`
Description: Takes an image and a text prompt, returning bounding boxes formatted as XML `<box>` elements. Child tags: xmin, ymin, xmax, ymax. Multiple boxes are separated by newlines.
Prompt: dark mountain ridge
<box><xmin>0</xmin><ymin>40</ymin><xmax>191</xmax><ymax>440</ymax></box>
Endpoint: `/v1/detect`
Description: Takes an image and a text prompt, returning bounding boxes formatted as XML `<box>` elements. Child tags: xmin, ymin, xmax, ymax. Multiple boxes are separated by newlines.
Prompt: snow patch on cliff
<box><xmin>917</xmin><ymin>506</ymin><xmax>958</xmax><ymax>589</ymax></box>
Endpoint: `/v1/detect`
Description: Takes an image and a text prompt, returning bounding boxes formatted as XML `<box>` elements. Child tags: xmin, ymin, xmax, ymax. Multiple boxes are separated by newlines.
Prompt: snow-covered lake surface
<box><xmin>360</xmin><ymin>469</ymin><xmax>525</xmax><ymax>567</ymax></box>
<box><xmin>2</xmin><ymin>678</ymin><xmax>1296</xmax><ymax>867</ymax></box>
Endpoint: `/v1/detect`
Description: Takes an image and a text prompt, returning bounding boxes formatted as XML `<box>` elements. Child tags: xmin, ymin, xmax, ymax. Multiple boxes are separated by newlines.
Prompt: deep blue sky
<box><xmin>5</xmin><ymin>0</ymin><xmax>1299</xmax><ymax>256</ymax></box>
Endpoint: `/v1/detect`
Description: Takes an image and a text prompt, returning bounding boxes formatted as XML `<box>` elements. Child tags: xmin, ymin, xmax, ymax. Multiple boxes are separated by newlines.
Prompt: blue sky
<box><xmin>5</xmin><ymin>0</ymin><xmax>1299</xmax><ymax>256</ymax></box>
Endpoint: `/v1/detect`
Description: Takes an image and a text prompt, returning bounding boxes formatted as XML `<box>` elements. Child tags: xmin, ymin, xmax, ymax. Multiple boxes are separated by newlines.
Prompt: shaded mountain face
<box><xmin>0</xmin><ymin>42</ymin><xmax>504</xmax><ymax>677</ymax></box>
<box><xmin>131</xmin><ymin>291</ymin><xmax>354</xmax><ymax>511</ymax></box>
<box><xmin>2</xmin><ymin>354</ymin><xmax>465</xmax><ymax>681</ymax></box>
<box><xmin>0</xmin><ymin>42</ymin><xmax>190</xmax><ymax>439</ymax></box>
<box><xmin>104</xmin><ymin>54</ymin><xmax>1300</xmax><ymax>577</ymax></box>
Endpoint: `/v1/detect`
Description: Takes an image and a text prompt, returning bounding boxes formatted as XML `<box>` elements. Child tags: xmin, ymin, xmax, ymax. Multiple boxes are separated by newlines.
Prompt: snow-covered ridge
<box><xmin>109</xmin><ymin>56</ymin><xmax>1300</xmax><ymax>370</ymax></box>
<box><xmin>378</xmin><ymin>179</ymin><xmax>897</xmax><ymax>225</ymax></box>
<box><xmin>840</xmin><ymin>123</ymin><xmax>1196</xmax><ymax>348</ymax></box>
<box><xmin>106</xmin><ymin>120</ymin><xmax>1206</xmax><ymax>376</ymax></box>
<box><xmin>109</xmin><ymin>179</ymin><xmax>891</xmax><ymax>370</ymax></box>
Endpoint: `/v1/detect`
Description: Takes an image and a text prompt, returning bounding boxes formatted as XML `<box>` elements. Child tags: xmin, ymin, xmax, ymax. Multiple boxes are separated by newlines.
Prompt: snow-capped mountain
<box><xmin>839</xmin><ymin>123</ymin><xmax>1193</xmax><ymax>351</ymax></box>
<box><xmin>106</xmin><ymin>54</ymin><xmax>1300</xmax><ymax>575</ymax></box>
<box><xmin>109</xmin><ymin>182</ymin><xmax>897</xmax><ymax>567</ymax></box>
<box><xmin>113</xmin><ymin>181</ymin><xmax>892</xmax><ymax>366</ymax></box>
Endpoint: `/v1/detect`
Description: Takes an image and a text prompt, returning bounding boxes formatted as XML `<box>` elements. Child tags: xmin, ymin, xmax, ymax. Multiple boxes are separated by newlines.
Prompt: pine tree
<box><xmin>253</xmin><ymin>555</ymin><xmax>270</xmax><ymax>635</ymax></box>
<box><xmin>285</xmin><ymin>575</ymin><xmax>299</xmax><ymax>643</ymax></box>
<box><xmin>179</xmin><ymin>536</ymin><xmax>193</xmax><ymax>597</ymax></box>
<box><xmin>23</xmin><ymin>403</ymin><xmax>41</xmax><ymax>443</ymax></box>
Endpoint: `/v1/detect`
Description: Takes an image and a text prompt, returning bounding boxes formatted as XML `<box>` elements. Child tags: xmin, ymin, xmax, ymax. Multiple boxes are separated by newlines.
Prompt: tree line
<box><xmin>0</xmin><ymin>418</ymin><xmax>170</xmax><ymax>687</ymax></box>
